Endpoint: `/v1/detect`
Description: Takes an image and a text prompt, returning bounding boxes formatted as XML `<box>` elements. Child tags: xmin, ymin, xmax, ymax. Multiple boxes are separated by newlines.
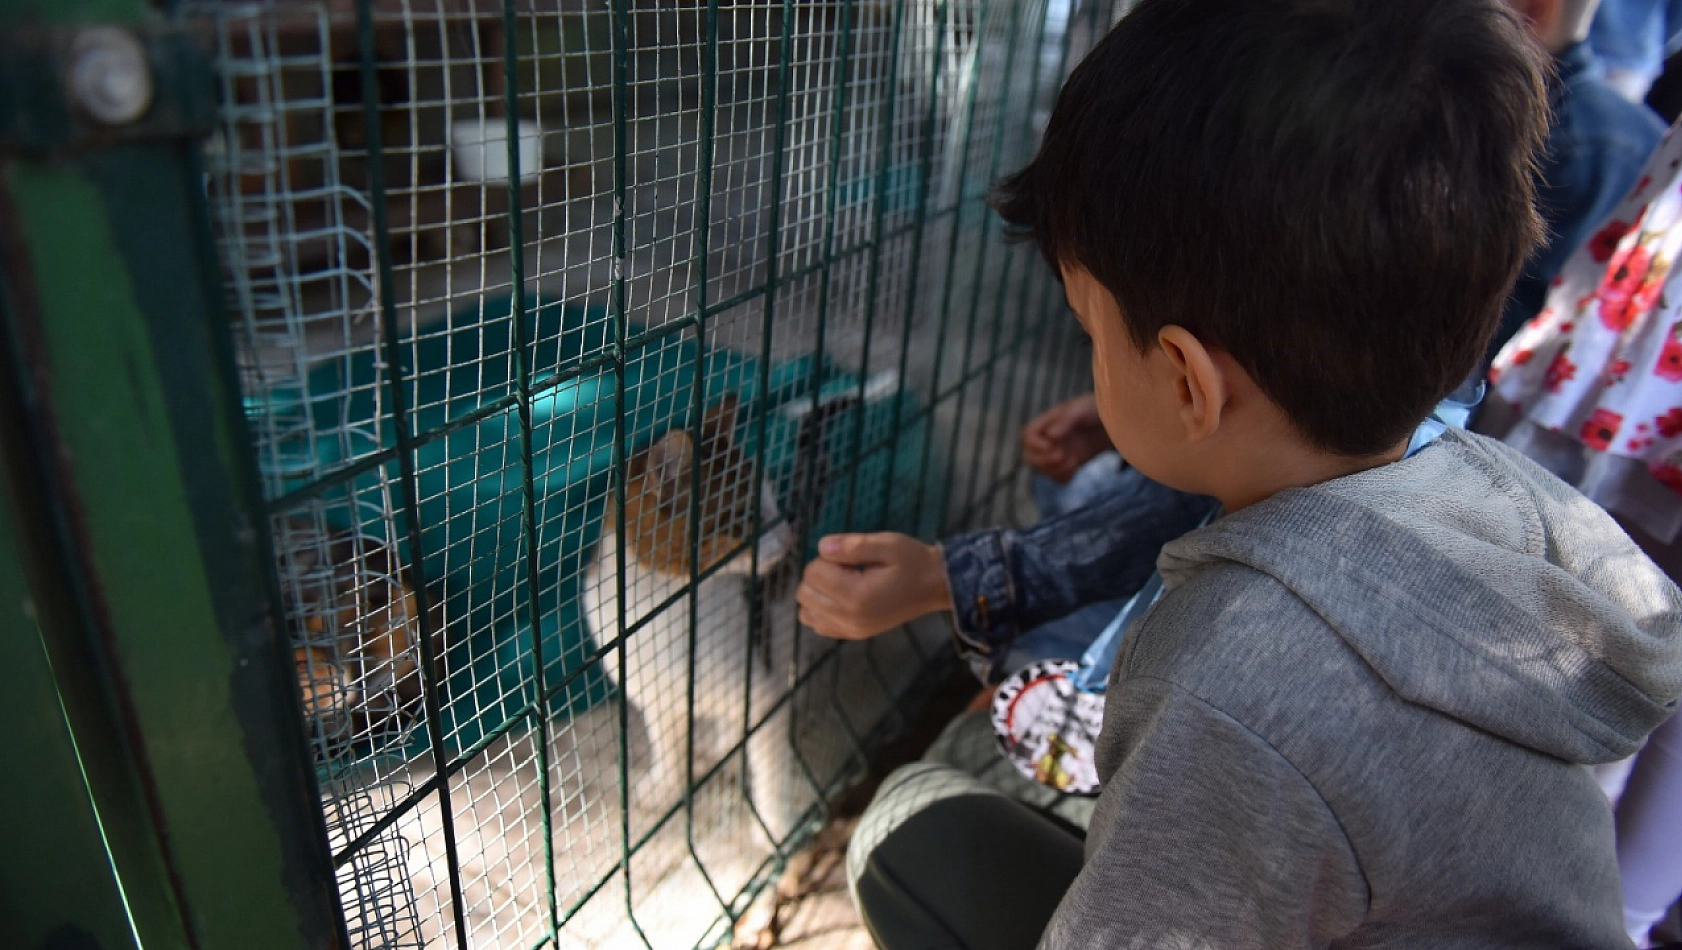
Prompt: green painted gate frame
<box><xmin>0</xmin><ymin>1</ymin><xmax>343</xmax><ymax>948</ymax></box>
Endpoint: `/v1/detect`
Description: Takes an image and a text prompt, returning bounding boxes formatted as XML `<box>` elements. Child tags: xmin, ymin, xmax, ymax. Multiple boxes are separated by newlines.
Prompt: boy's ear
<box><xmin>1505</xmin><ymin>0</ymin><xmax>1561</xmax><ymax>44</ymax></box>
<box><xmin>1157</xmin><ymin>326</ymin><xmax>1226</xmax><ymax>443</ymax></box>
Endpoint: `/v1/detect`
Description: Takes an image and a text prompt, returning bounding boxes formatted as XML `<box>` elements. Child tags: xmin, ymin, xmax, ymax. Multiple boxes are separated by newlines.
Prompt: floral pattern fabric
<box><xmin>1493</xmin><ymin>122</ymin><xmax>1682</xmax><ymax>495</ymax></box>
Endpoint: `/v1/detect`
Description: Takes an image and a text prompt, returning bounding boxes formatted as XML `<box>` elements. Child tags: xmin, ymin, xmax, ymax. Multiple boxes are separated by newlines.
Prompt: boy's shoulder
<box><xmin>1156</xmin><ymin>428</ymin><xmax>1621</xmax><ymax>595</ymax></box>
<box><xmin>1121</xmin><ymin>556</ymin><xmax>1362</xmax><ymax>741</ymax></box>
<box><xmin>1129</xmin><ymin>427</ymin><xmax>1681</xmax><ymax>768</ymax></box>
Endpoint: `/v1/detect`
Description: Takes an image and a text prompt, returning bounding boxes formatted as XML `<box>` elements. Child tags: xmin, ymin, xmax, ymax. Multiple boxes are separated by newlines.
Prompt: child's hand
<box><xmin>797</xmin><ymin>533</ymin><xmax>953</xmax><ymax>640</ymax></box>
<box><xmin>1021</xmin><ymin>393</ymin><xmax>1112</xmax><ymax>483</ymax></box>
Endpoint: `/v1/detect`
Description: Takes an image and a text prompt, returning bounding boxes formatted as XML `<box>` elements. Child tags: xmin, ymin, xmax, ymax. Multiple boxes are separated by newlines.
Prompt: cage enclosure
<box><xmin>0</xmin><ymin>0</ymin><xmax>1128</xmax><ymax>945</ymax></box>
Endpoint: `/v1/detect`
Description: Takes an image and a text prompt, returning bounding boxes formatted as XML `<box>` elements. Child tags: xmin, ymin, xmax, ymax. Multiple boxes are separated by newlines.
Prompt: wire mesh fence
<box><xmin>178</xmin><ymin>0</ymin><xmax>1131</xmax><ymax>944</ymax></box>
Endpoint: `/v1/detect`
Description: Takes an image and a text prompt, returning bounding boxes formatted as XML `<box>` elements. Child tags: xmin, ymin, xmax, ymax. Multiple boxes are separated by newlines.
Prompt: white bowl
<box><xmin>450</xmin><ymin>118</ymin><xmax>543</xmax><ymax>183</ymax></box>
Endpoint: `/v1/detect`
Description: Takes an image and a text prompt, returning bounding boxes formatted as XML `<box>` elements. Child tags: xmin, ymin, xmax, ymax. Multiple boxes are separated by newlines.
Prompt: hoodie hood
<box><xmin>1156</xmin><ymin>429</ymin><xmax>1682</xmax><ymax>764</ymax></box>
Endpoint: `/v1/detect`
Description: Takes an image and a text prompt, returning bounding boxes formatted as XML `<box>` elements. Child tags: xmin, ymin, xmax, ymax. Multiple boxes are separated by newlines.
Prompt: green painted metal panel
<box><xmin>0</xmin><ymin>147</ymin><xmax>338</xmax><ymax>947</ymax></box>
<box><xmin>0</xmin><ymin>497</ymin><xmax>140</xmax><ymax>950</ymax></box>
<box><xmin>3</xmin><ymin>157</ymin><xmax>331</xmax><ymax>948</ymax></box>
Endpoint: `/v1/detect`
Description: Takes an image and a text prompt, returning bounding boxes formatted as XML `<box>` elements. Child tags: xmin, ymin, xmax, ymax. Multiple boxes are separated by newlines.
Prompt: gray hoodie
<box><xmin>1041</xmin><ymin>429</ymin><xmax>1682</xmax><ymax>950</ymax></box>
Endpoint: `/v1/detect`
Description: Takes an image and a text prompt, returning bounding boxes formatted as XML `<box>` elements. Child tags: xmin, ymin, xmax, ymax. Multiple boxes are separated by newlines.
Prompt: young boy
<box><xmin>796</xmin><ymin>0</ymin><xmax>1682</xmax><ymax>946</ymax></box>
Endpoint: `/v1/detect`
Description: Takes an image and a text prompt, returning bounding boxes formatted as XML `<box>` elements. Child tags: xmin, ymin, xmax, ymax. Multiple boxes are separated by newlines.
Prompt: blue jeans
<box><xmin>1001</xmin><ymin>453</ymin><xmax>1139</xmax><ymax>676</ymax></box>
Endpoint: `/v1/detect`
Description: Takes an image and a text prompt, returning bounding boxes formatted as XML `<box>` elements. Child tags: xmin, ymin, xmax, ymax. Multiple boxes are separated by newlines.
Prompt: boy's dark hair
<box><xmin>992</xmin><ymin>0</ymin><xmax>1550</xmax><ymax>457</ymax></box>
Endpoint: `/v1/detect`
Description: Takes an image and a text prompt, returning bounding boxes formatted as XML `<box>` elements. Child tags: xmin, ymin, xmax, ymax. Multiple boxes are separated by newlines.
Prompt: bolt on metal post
<box><xmin>67</xmin><ymin>27</ymin><xmax>153</xmax><ymax>125</ymax></box>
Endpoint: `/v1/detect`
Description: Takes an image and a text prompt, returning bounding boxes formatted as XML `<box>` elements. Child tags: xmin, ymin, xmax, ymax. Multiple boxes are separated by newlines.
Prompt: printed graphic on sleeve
<box><xmin>991</xmin><ymin>660</ymin><xmax>1106</xmax><ymax>796</ymax></box>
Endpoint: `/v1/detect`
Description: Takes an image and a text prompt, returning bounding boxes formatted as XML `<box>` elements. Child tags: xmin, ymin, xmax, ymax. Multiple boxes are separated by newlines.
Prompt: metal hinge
<box><xmin>0</xmin><ymin>22</ymin><xmax>215</xmax><ymax>157</ymax></box>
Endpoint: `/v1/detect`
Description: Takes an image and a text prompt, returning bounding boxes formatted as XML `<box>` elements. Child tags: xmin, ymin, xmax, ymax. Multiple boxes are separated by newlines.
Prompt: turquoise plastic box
<box><xmin>252</xmin><ymin>295</ymin><xmax>942</xmax><ymax>752</ymax></box>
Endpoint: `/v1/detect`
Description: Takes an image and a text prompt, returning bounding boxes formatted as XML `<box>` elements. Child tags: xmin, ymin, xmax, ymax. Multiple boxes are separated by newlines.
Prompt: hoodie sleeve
<box><xmin>1040</xmin><ymin>677</ymin><xmax>1369</xmax><ymax>950</ymax></box>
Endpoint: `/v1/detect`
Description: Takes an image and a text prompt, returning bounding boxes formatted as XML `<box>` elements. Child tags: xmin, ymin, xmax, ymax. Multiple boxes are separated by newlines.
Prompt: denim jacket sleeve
<box><xmin>939</xmin><ymin>472</ymin><xmax>1216</xmax><ymax>666</ymax></box>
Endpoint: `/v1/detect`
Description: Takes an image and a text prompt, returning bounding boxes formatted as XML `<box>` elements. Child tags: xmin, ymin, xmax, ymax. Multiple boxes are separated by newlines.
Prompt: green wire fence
<box><xmin>173</xmin><ymin>0</ymin><xmax>1131</xmax><ymax>945</ymax></box>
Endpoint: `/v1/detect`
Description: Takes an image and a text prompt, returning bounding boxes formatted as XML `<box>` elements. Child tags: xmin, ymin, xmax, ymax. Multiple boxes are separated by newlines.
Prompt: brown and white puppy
<box><xmin>583</xmin><ymin>395</ymin><xmax>804</xmax><ymax>833</ymax></box>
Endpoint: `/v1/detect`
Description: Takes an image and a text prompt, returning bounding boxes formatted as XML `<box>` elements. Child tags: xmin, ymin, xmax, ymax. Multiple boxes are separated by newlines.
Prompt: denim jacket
<box><xmin>939</xmin><ymin>473</ymin><xmax>1215</xmax><ymax>677</ymax></box>
<box><xmin>1589</xmin><ymin>0</ymin><xmax>1682</xmax><ymax>83</ymax></box>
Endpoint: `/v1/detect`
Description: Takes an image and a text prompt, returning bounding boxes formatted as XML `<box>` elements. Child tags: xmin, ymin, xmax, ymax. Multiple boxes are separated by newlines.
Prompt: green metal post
<box><xmin>909</xmin><ymin>0</ymin><xmax>992</xmax><ymax>530</ymax></box>
<box><xmin>682</xmin><ymin>0</ymin><xmax>730</xmax><ymax>915</ymax></box>
<box><xmin>962</xmin><ymin>0</ymin><xmax>1052</xmax><ymax>514</ymax></box>
<box><xmin>1018</xmin><ymin>0</ymin><xmax>1098</xmax><ymax>458</ymax></box>
<box><xmin>866</xmin><ymin>0</ymin><xmax>951</xmax><ymax>674</ymax></box>
<box><xmin>0</xmin><ymin>457</ymin><xmax>141</xmax><ymax>950</ymax></box>
<box><xmin>795</xmin><ymin>0</ymin><xmax>870</xmax><ymax>800</ymax></box>
<box><xmin>841</xmin><ymin>0</ymin><xmax>921</xmax><ymax>745</ymax></box>
<box><xmin>0</xmin><ymin>1</ymin><xmax>342</xmax><ymax>947</ymax></box>
<box><xmin>934</xmin><ymin>0</ymin><xmax>1027</xmax><ymax>535</ymax></box>
<box><xmin>741</xmin><ymin>0</ymin><xmax>802</xmax><ymax>849</ymax></box>
<box><xmin>880</xmin><ymin>0</ymin><xmax>950</xmax><ymax>536</ymax></box>
<box><xmin>498</xmin><ymin>0</ymin><xmax>563</xmax><ymax>941</ymax></box>
<box><xmin>350</xmin><ymin>0</ymin><xmax>470</xmax><ymax>945</ymax></box>
<box><xmin>841</xmin><ymin>0</ymin><xmax>910</xmax><ymax>532</ymax></box>
<box><xmin>604</xmin><ymin>0</ymin><xmax>655</xmax><ymax>943</ymax></box>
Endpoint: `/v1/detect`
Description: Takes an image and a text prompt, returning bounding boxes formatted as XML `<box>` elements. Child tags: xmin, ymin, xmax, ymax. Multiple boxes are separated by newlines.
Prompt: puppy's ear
<box><xmin>642</xmin><ymin>430</ymin><xmax>694</xmax><ymax>507</ymax></box>
<box><xmin>700</xmin><ymin>394</ymin><xmax>740</xmax><ymax>447</ymax></box>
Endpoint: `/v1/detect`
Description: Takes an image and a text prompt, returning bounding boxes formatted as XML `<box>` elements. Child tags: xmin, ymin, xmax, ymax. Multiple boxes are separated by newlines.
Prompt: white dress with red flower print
<box><xmin>1492</xmin><ymin>121</ymin><xmax>1682</xmax><ymax>543</ymax></box>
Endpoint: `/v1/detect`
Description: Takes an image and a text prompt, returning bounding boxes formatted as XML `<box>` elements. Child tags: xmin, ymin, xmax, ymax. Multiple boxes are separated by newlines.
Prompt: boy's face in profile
<box><xmin>1061</xmin><ymin>263</ymin><xmax>1187</xmax><ymax>490</ymax></box>
<box><xmin>1063</xmin><ymin>257</ymin><xmax>1423</xmax><ymax>510</ymax></box>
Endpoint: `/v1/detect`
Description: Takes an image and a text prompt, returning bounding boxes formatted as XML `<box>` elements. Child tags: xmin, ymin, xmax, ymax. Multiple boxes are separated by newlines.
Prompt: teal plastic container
<box><xmin>254</xmin><ymin>295</ymin><xmax>942</xmax><ymax>753</ymax></box>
